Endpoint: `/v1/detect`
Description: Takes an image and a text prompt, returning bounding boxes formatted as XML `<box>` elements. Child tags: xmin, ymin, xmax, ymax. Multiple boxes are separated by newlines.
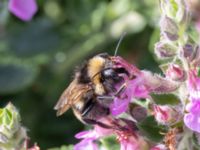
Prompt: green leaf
<box><xmin>137</xmin><ymin>116</ymin><xmax>167</xmax><ymax>142</ymax></box>
<box><xmin>4</xmin><ymin>109</ymin><xmax>12</xmax><ymax>126</ymax></box>
<box><xmin>0</xmin><ymin>63</ymin><xmax>38</xmax><ymax>94</ymax></box>
<box><xmin>151</xmin><ymin>93</ymin><xmax>180</xmax><ymax>105</ymax></box>
<box><xmin>8</xmin><ymin>19</ymin><xmax>61</xmax><ymax>57</ymax></box>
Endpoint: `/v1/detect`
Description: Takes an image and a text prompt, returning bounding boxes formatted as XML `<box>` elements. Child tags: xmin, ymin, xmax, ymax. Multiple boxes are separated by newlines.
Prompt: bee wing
<box><xmin>54</xmin><ymin>79</ymin><xmax>91</xmax><ymax>116</ymax></box>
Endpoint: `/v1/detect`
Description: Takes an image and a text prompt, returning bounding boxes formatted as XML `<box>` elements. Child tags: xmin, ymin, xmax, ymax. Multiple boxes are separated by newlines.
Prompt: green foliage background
<box><xmin>0</xmin><ymin>0</ymin><xmax>161</xmax><ymax>149</ymax></box>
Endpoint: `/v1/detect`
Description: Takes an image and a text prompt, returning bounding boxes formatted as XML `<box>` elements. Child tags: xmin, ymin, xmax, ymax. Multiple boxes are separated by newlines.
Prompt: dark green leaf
<box><xmin>0</xmin><ymin>63</ymin><xmax>38</xmax><ymax>94</ymax></box>
<box><xmin>151</xmin><ymin>93</ymin><xmax>180</xmax><ymax>105</ymax></box>
<box><xmin>137</xmin><ymin>116</ymin><xmax>167</xmax><ymax>142</ymax></box>
<box><xmin>8</xmin><ymin>19</ymin><xmax>61</xmax><ymax>57</ymax></box>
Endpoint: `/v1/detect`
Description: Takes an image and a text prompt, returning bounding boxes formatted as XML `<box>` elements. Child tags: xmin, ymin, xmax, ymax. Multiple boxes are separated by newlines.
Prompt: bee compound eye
<box><xmin>102</xmin><ymin>69</ymin><xmax>114</xmax><ymax>78</ymax></box>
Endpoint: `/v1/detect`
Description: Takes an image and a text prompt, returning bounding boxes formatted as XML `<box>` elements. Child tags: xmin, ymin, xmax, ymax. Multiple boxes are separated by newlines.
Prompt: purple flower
<box><xmin>187</xmin><ymin>69</ymin><xmax>200</xmax><ymax>99</ymax></box>
<box><xmin>150</xmin><ymin>144</ymin><xmax>167</xmax><ymax>150</ymax></box>
<box><xmin>166</xmin><ymin>64</ymin><xmax>185</xmax><ymax>81</ymax></box>
<box><xmin>74</xmin><ymin>138</ymin><xmax>98</xmax><ymax>150</ymax></box>
<box><xmin>8</xmin><ymin>0</ymin><xmax>38</xmax><ymax>21</ymax></box>
<box><xmin>74</xmin><ymin>119</ymin><xmax>114</xmax><ymax>150</ymax></box>
<box><xmin>184</xmin><ymin>69</ymin><xmax>200</xmax><ymax>133</ymax></box>
<box><xmin>153</xmin><ymin>105</ymin><xmax>180</xmax><ymax>125</ymax></box>
<box><xmin>184</xmin><ymin>99</ymin><xmax>200</xmax><ymax>133</ymax></box>
<box><xmin>74</xmin><ymin>118</ymin><xmax>148</xmax><ymax>150</ymax></box>
<box><xmin>110</xmin><ymin>75</ymin><xmax>149</xmax><ymax>116</ymax></box>
<box><xmin>74</xmin><ymin>130</ymin><xmax>99</xmax><ymax>150</ymax></box>
<box><xmin>110</xmin><ymin>56</ymin><xmax>178</xmax><ymax>116</ymax></box>
<box><xmin>120</xmin><ymin>137</ymin><xmax>139</xmax><ymax>150</ymax></box>
<box><xmin>118</xmin><ymin>133</ymin><xmax>148</xmax><ymax>150</ymax></box>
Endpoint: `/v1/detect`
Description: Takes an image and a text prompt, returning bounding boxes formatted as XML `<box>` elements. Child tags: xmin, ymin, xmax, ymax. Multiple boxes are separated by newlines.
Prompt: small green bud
<box><xmin>0</xmin><ymin>102</ymin><xmax>27</xmax><ymax>150</ymax></box>
<box><xmin>175</xmin><ymin>0</ymin><xmax>190</xmax><ymax>24</ymax></box>
<box><xmin>160</xmin><ymin>0</ymin><xmax>178</xmax><ymax>18</ymax></box>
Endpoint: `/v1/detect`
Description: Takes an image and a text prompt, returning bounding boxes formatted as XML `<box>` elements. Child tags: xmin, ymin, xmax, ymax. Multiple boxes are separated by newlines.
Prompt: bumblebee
<box><xmin>54</xmin><ymin>53</ymin><xmax>128</xmax><ymax>125</ymax></box>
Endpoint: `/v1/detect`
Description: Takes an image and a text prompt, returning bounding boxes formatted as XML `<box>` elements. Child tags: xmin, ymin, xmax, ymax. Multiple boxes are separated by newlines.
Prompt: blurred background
<box><xmin>0</xmin><ymin>0</ymin><xmax>162</xmax><ymax>149</ymax></box>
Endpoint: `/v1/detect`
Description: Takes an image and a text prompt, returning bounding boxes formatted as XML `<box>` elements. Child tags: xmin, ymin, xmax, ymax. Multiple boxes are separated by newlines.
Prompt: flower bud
<box><xmin>0</xmin><ymin>103</ymin><xmax>21</xmax><ymax>143</ymax></box>
<box><xmin>160</xmin><ymin>16</ymin><xmax>179</xmax><ymax>41</ymax></box>
<box><xmin>153</xmin><ymin>105</ymin><xmax>180</xmax><ymax>125</ymax></box>
<box><xmin>155</xmin><ymin>41</ymin><xmax>177</xmax><ymax>59</ymax></box>
<box><xmin>181</xmin><ymin>43</ymin><xmax>199</xmax><ymax>62</ymax></box>
<box><xmin>166</xmin><ymin>64</ymin><xmax>186</xmax><ymax>81</ymax></box>
<box><xmin>182</xmin><ymin>44</ymin><xmax>194</xmax><ymax>59</ymax></box>
<box><xmin>129</xmin><ymin>105</ymin><xmax>147</xmax><ymax>122</ymax></box>
<box><xmin>0</xmin><ymin>102</ymin><xmax>27</xmax><ymax>149</ymax></box>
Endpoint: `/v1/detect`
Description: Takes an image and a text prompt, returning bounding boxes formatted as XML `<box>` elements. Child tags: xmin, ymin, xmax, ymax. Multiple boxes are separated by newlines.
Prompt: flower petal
<box><xmin>74</xmin><ymin>139</ymin><xmax>98</xmax><ymax>150</ymax></box>
<box><xmin>75</xmin><ymin>130</ymin><xmax>97</xmax><ymax>139</ymax></box>
<box><xmin>110</xmin><ymin>97</ymin><xmax>129</xmax><ymax>116</ymax></box>
<box><xmin>8</xmin><ymin>0</ymin><xmax>38</xmax><ymax>21</ymax></box>
<box><xmin>184</xmin><ymin>100</ymin><xmax>200</xmax><ymax>133</ymax></box>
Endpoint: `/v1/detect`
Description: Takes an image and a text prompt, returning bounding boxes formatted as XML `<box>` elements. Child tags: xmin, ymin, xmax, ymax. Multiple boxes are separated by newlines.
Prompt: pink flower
<box><xmin>153</xmin><ymin>105</ymin><xmax>171</xmax><ymax>124</ymax></box>
<box><xmin>150</xmin><ymin>144</ymin><xmax>167</xmax><ymax>150</ymax></box>
<box><xmin>74</xmin><ymin>118</ymin><xmax>148</xmax><ymax>150</ymax></box>
<box><xmin>110</xmin><ymin>56</ymin><xmax>178</xmax><ymax>116</ymax></box>
<box><xmin>184</xmin><ymin>99</ymin><xmax>200</xmax><ymax>133</ymax></box>
<box><xmin>110</xmin><ymin>75</ymin><xmax>149</xmax><ymax>116</ymax></box>
<box><xmin>153</xmin><ymin>105</ymin><xmax>180</xmax><ymax>125</ymax></box>
<box><xmin>187</xmin><ymin>69</ymin><xmax>200</xmax><ymax>99</ymax></box>
<box><xmin>74</xmin><ymin>138</ymin><xmax>98</xmax><ymax>150</ymax></box>
<box><xmin>74</xmin><ymin>130</ymin><xmax>99</xmax><ymax>150</ymax></box>
<box><xmin>117</xmin><ymin>132</ymin><xmax>148</xmax><ymax>150</ymax></box>
<box><xmin>184</xmin><ymin>69</ymin><xmax>200</xmax><ymax>133</ymax></box>
<box><xmin>166</xmin><ymin>64</ymin><xmax>185</xmax><ymax>81</ymax></box>
<box><xmin>120</xmin><ymin>137</ymin><xmax>139</xmax><ymax>150</ymax></box>
<box><xmin>8</xmin><ymin>0</ymin><xmax>38</xmax><ymax>21</ymax></box>
<box><xmin>74</xmin><ymin>119</ymin><xmax>114</xmax><ymax>150</ymax></box>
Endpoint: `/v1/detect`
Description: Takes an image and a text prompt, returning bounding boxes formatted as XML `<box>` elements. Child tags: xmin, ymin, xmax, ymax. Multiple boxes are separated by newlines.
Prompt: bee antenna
<box><xmin>114</xmin><ymin>32</ymin><xmax>127</xmax><ymax>56</ymax></box>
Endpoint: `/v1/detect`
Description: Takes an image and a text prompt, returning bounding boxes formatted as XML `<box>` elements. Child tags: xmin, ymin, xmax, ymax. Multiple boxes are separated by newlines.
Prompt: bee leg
<box><xmin>114</xmin><ymin>83</ymin><xmax>126</xmax><ymax>97</ymax></box>
<box><xmin>97</xmin><ymin>95</ymin><xmax>114</xmax><ymax>100</ymax></box>
<box><xmin>97</xmin><ymin>84</ymin><xmax>126</xmax><ymax>101</ymax></box>
<box><xmin>81</xmin><ymin>100</ymin><xmax>95</xmax><ymax>117</ymax></box>
<box><xmin>83</xmin><ymin>118</ymin><xmax>113</xmax><ymax>129</ymax></box>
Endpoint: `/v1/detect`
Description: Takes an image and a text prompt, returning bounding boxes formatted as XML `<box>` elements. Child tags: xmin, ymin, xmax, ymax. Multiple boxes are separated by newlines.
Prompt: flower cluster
<box><xmin>4</xmin><ymin>0</ymin><xmax>200</xmax><ymax>149</ymax></box>
<box><xmin>73</xmin><ymin>0</ymin><xmax>200</xmax><ymax>150</ymax></box>
<box><xmin>74</xmin><ymin>117</ymin><xmax>149</xmax><ymax>150</ymax></box>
